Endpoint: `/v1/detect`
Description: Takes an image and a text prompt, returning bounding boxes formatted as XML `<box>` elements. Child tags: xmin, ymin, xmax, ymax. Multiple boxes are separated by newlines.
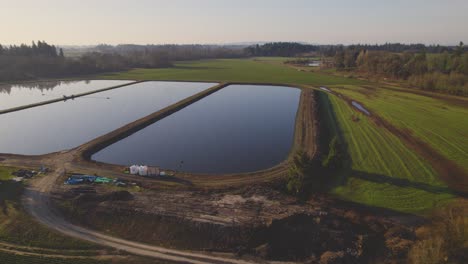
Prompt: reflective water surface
<box><xmin>93</xmin><ymin>85</ymin><xmax>301</xmax><ymax>174</ymax></box>
<box><xmin>0</xmin><ymin>81</ymin><xmax>215</xmax><ymax>155</ymax></box>
<box><xmin>0</xmin><ymin>80</ymin><xmax>132</xmax><ymax>111</ymax></box>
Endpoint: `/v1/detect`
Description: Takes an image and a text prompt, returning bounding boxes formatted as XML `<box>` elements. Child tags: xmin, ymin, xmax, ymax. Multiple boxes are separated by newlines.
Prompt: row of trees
<box><xmin>0</xmin><ymin>41</ymin><xmax>64</xmax><ymax>58</ymax></box>
<box><xmin>95</xmin><ymin>44</ymin><xmax>245</xmax><ymax>61</ymax></box>
<box><xmin>244</xmin><ymin>42</ymin><xmax>467</xmax><ymax>58</ymax></box>
<box><xmin>0</xmin><ymin>42</ymin><xmax>177</xmax><ymax>81</ymax></box>
<box><xmin>0</xmin><ymin>51</ymin><xmax>131</xmax><ymax>82</ymax></box>
<box><xmin>334</xmin><ymin>42</ymin><xmax>468</xmax><ymax>95</ymax></box>
<box><xmin>245</xmin><ymin>42</ymin><xmax>319</xmax><ymax>57</ymax></box>
<box><xmin>0</xmin><ymin>41</ymin><xmax>249</xmax><ymax>82</ymax></box>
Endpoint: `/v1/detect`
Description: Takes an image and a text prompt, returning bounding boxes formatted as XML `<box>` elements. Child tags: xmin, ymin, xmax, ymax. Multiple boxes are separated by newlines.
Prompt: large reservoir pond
<box><xmin>0</xmin><ymin>80</ymin><xmax>132</xmax><ymax>111</ymax></box>
<box><xmin>93</xmin><ymin>85</ymin><xmax>301</xmax><ymax>174</ymax></box>
<box><xmin>0</xmin><ymin>81</ymin><xmax>215</xmax><ymax>155</ymax></box>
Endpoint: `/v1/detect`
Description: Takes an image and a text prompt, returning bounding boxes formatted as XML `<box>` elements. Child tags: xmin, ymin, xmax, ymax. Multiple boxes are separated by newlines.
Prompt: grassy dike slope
<box><xmin>100</xmin><ymin>58</ymin><xmax>365</xmax><ymax>85</ymax></box>
<box><xmin>319</xmin><ymin>92</ymin><xmax>453</xmax><ymax>214</ymax></box>
<box><xmin>329</xmin><ymin>85</ymin><xmax>468</xmax><ymax>174</ymax></box>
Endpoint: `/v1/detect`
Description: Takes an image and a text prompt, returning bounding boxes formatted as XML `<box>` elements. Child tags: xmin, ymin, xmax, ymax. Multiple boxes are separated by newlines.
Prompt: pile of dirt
<box><xmin>53</xmin><ymin>185</ymin><xmax>419</xmax><ymax>263</ymax></box>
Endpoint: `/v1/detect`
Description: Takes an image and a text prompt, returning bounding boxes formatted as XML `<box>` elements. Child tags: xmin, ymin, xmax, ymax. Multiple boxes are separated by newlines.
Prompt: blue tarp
<box><xmin>65</xmin><ymin>178</ymin><xmax>84</xmax><ymax>185</ymax></box>
<box><xmin>65</xmin><ymin>175</ymin><xmax>97</xmax><ymax>185</ymax></box>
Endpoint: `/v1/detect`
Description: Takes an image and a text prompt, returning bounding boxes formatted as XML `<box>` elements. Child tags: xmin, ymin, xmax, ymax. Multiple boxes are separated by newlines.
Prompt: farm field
<box><xmin>100</xmin><ymin>58</ymin><xmax>366</xmax><ymax>86</ymax></box>
<box><xmin>329</xmin><ymin>85</ymin><xmax>468</xmax><ymax>174</ymax></box>
<box><xmin>318</xmin><ymin>92</ymin><xmax>454</xmax><ymax>213</ymax></box>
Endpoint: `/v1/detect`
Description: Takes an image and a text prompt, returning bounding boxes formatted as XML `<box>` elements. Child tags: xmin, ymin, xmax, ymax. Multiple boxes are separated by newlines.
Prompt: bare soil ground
<box><xmin>53</xmin><ymin>181</ymin><xmax>423</xmax><ymax>263</ymax></box>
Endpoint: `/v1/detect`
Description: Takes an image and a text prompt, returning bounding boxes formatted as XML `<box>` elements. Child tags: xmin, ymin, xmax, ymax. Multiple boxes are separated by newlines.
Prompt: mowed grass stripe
<box><xmin>320</xmin><ymin>93</ymin><xmax>453</xmax><ymax>213</ymax></box>
<box><xmin>331</xmin><ymin>85</ymin><xmax>468</xmax><ymax>173</ymax></box>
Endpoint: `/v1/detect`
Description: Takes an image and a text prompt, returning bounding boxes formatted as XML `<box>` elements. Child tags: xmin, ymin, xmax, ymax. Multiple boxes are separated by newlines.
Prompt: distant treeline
<box><xmin>94</xmin><ymin>44</ymin><xmax>245</xmax><ymax>61</ymax></box>
<box><xmin>243</xmin><ymin>42</ymin><xmax>466</xmax><ymax>57</ymax></box>
<box><xmin>0</xmin><ymin>41</ymin><xmax>245</xmax><ymax>82</ymax></box>
<box><xmin>0</xmin><ymin>41</ymin><xmax>167</xmax><ymax>81</ymax></box>
<box><xmin>244</xmin><ymin>43</ymin><xmax>319</xmax><ymax>57</ymax></box>
<box><xmin>334</xmin><ymin>42</ymin><xmax>468</xmax><ymax>95</ymax></box>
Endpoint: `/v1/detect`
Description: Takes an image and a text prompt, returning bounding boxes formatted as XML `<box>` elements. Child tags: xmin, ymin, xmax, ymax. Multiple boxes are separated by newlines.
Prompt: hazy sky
<box><xmin>1</xmin><ymin>0</ymin><xmax>467</xmax><ymax>45</ymax></box>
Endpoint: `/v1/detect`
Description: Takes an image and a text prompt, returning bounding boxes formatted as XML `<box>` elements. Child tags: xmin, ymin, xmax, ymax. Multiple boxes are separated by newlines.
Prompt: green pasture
<box><xmin>319</xmin><ymin>92</ymin><xmax>453</xmax><ymax>214</ymax></box>
<box><xmin>329</xmin><ymin>85</ymin><xmax>468</xmax><ymax>173</ymax></box>
<box><xmin>100</xmin><ymin>58</ymin><xmax>365</xmax><ymax>86</ymax></box>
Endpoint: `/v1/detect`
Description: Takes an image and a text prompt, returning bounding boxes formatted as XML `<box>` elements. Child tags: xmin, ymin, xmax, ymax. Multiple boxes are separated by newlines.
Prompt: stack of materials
<box><xmin>129</xmin><ymin>165</ymin><xmax>160</xmax><ymax>177</ymax></box>
<box><xmin>65</xmin><ymin>175</ymin><xmax>113</xmax><ymax>185</ymax></box>
<box><xmin>147</xmin><ymin>167</ymin><xmax>160</xmax><ymax>176</ymax></box>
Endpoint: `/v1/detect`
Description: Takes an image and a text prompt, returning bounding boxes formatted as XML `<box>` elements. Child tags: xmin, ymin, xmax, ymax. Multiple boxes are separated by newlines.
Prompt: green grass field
<box><xmin>329</xmin><ymin>85</ymin><xmax>468</xmax><ymax>173</ymax></box>
<box><xmin>100</xmin><ymin>58</ymin><xmax>365</xmax><ymax>85</ymax></box>
<box><xmin>319</xmin><ymin>92</ymin><xmax>454</xmax><ymax>213</ymax></box>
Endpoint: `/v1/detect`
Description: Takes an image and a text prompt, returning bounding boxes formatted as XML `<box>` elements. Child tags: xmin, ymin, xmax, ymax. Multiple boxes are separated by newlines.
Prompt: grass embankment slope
<box><xmin>319</xmin><ymin>93</ymin><xmax>454</xmax><ymax>213</ymax></box>
<box><xmin>329</xmin><ymin>85</ymin><xmax>468</xmax><ymax>174</ymax></box>
<box><xmin>100</xmin><ymin>58</ymin><xmax>365</xmax><ymax>85</ymax></box>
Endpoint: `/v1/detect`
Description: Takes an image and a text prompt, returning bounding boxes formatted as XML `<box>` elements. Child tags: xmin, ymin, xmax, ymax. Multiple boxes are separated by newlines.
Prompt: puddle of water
<box><xmin>320</xmin><ymin>87</ymin><xmax>331</xmax><ymax>92</ymax></box>
<box><xmin>308</xmin><ymin>61</ymin><xmax>321</xmax><ymax>67</ymax></box>
<box><xmin>352</xmin><ymin>101</ymin><xmax>371</xmax><ymax>116</ymax></box>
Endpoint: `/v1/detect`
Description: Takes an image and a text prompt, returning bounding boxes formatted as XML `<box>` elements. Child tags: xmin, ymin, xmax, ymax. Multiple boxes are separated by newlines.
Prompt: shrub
<box><xmin>322</xmin><ymin>136</ymin><xmax>343</xmax><ymax>169</ymax></box>
<box><xmin>286</xmin><ymin>150</ymin><xmax>314</xmax><ymax>197</ymax></box>
<box><xmin>408</xmin><ymin>205</ymin><xmax>468</xmax><ymax>264</ymax></box>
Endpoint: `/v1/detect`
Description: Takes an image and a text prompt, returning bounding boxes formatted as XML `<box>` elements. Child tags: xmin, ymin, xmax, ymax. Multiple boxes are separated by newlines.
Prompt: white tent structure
<box><xmin>138</xmin><ymin>165</ymin><xmax>148</xmax><ymax>176</ymax></box>
<box><xmin>129</xmin><ymin>165</ymin><xmax>139</xmax><ymax>175</ymax></box>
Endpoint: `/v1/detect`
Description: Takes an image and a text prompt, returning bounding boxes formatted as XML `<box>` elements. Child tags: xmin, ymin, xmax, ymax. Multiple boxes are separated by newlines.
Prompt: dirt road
<box><xmin>21</xmin><ymin>164</ymin><xmax>260</xmax><ymax>264</ymax></box>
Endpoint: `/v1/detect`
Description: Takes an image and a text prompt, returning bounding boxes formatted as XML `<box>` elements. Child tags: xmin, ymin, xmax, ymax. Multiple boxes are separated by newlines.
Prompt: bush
<box><xmin>408</xmin><ymin>72</ymin><xmax>468</xmax><ymax>96</ymax></box>
<box><xmin>322</xmin><ymin>136</ymin><xmax>343</xmax><ymax>169</ymax></box>
<box><xmin>287</xmin><ymin>148</ymin><xmax>342</xmax><ymax>198</ymax></box>
<box><xmin>408</xmin><ymin>205</ymin><xmax>468</xmax><ymax>264</ymax></box>
<box><xmin>286</xmin><ymin>150</ymin><xmax>314</xmax><ymax>197</ymax></box>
